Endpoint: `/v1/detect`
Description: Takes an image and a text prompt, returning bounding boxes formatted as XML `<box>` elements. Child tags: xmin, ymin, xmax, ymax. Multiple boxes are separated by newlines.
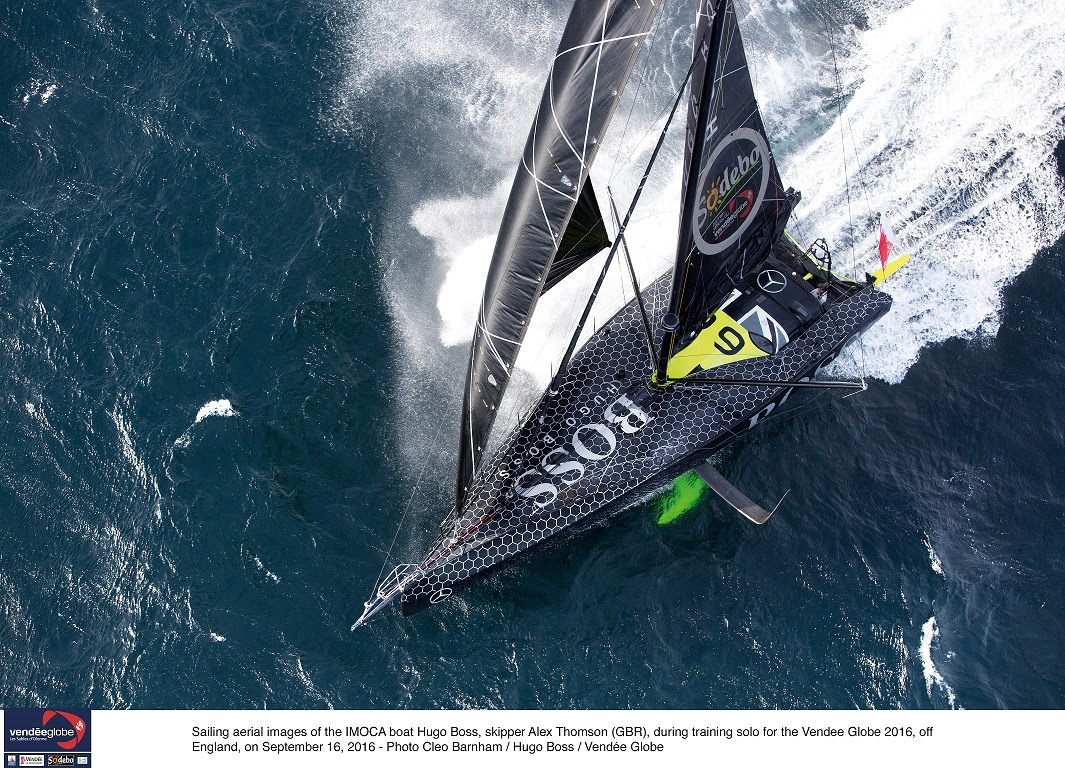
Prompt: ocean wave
<box><xmin>919</xmin><ymin>616</ymin><xmax>958</xmax><ymax>708</ymax></box>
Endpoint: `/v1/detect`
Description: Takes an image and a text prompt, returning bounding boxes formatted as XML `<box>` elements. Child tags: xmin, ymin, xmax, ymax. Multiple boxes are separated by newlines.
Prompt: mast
<box><xmin>655</xmin><ymin>0</ymin><xmax>727</xmax><ymax>382</ymax></box>
<box><xmin>657</xmin><ymin>0</ymin><xmax>794</xmax><ymax>376</ymax></box>
<box><xmin>550</xmin><ymin>57</ymin><xmax>705</xmax><ymax>393</ymax></box>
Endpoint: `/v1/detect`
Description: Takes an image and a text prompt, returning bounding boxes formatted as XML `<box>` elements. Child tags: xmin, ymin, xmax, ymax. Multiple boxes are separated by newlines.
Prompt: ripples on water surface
<box><xmin>0</xmin><ymin>0</ymin><xmax>1062</xmax><ymax>708</ymax></box>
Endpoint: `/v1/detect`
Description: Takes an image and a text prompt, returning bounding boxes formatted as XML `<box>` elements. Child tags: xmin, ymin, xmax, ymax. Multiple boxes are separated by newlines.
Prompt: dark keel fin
<box><xmin>693</xmin><ymin>463</ymin><xmax>788</xmax><ymax>525</ymax></box>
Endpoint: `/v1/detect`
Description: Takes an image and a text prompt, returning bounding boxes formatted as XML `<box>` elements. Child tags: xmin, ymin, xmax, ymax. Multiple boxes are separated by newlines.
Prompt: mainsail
<box><xmin>660</xmin><ymin>0</ymin><xmax>794</xmax><ymax>360</ymax></box>
<box><xmin>457</xmin><ymin>0</ymin><xmax>661</xmax><ymax>504</ymax></box>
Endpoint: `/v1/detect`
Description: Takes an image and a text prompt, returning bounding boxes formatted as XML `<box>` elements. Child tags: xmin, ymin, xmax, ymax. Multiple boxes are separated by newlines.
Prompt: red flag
<box><xmin>878</xmin><ymin>213</ymin><xmax>895</xmax><ymax>268</ymax></box>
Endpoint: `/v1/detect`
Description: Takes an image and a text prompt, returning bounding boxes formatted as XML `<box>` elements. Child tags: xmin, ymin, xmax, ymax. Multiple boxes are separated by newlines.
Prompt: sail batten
<box><xmin>457</xmin><ymin>0</ymin><xmax>662</xmax><ymax>504</ymax></box>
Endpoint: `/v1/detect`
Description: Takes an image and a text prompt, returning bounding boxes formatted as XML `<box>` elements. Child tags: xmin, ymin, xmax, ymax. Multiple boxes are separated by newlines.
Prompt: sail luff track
<box><xmin>457</xmin><ymin>0</ymin><xmax>662</xmax><ymax>505</ymax></box>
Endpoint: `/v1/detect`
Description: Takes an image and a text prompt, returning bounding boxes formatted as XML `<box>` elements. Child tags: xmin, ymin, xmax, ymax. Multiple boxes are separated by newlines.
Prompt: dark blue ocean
<box><xmin>1</xmin><ymin>0</ymin><xmax>1063</xmax><ymax>709</ymax></box>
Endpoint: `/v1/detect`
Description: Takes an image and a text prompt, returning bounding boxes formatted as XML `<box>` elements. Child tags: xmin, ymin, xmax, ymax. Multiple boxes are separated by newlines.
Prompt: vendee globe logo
<box><xmin>694</xmin><ymin>127</ymin><xmax>771</xmax><ymax>255</ymax></box>
<box><xmin>4</xmin><ymin>708</ymin><xmax>90</xmax><ymax>754</ymax></box>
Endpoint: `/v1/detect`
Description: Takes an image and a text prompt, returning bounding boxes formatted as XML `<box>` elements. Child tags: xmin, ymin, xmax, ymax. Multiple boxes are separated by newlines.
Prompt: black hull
<box><xmin>400</xmin><ymin>271</ymin><xmax>892</xmax><ymax>617</ymax></box>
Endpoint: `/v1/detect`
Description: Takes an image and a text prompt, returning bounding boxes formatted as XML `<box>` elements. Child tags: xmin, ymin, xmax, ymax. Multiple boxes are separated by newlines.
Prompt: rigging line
<box><xmin>608</xmin><ymin>188</ymin><xmax>657</xmax><ymax>365</ymax></box>
<box><xmin>614</xmin><ymin>212</ymin><xmax>631</xmax><ymax>306</ymax></box>
<box><xmin>608</xmin><ymin>3</ymin><xmax>726</xmax><ymax>187</ymax></box>
<box><xmin>789</xmin><ymin>215</ymin><xmax>811</xmax><ymax>251</ymax></box>
<box><xmin>551</xmin><ymin>29</ymin><xmax>709</xmax><ymax>391</ymax></box>
<box><xmin>669</xmin><ymin>376</ymin><xmax>865</xmax><ymax>390</ymax></box>
<box><xmin>605</xmin><ymin>95</ymin><xmax>677</xmax><ymax>186</ymax></box>
<box><xmin>836</xmin><ymin>90</ymin><xmax>878</xmax><ymax>384</ymax></box>
<box><xmin>491</xmin><ymin>224</ymin><xmax>612</xmax><ymax>458</ymax></box>
<box><xmin>818</xmin><ymin>0</ymin><xmax>867</xmax><ymax>380</ymax></box>
<box><xmin>372</xmin><ymin>394</ymin><xmax>462</xmax><ymax>593</ymax></box>
<box><xmin>747</xmin><ymin>385</ymin><xmax>843</xmax><ymax>431</ymax></box>
<box><xmin>816</xmin><ymin>0</ymin><xmax>854</xmax><ymax>275</ymax></box>
<box><xmin>828</xmin><ymin>36</ymin><xmax>875</xmax><ymax>246</ymax></box>
<box><xmin>606</xmin><ymin>0</ymin><xmax>667</xmax><ymax>184</ymax></box>
<box><xmin>843</xmin><ymin>100</ymin><xmax>875</xmax><ymax>227</ymax></box>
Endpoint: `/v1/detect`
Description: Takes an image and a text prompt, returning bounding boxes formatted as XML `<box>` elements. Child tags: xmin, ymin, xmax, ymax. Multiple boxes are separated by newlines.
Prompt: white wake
<box><xmin>334</xmin><ymin>0</ymin><xmax>1065</xmax><ymax>434</ymax></box>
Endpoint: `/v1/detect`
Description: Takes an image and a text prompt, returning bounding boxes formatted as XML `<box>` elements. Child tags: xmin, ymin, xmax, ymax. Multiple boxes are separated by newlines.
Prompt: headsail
<box><xmin>457</xmin><ymin>0</ymin><xmax>661</xmax><ymax>504</ymax></box>
<box><xmin>661</xmin><ymin>0</ymin><xmax>794</xmax><ymax>361</ymax></box>
<box><xmin>543</xmin><ymin>180</ymin><xmax>612</xmax><ymax>293</ymax></box>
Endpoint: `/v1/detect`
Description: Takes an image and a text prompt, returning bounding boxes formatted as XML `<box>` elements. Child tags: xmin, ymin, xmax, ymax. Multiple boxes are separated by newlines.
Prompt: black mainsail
<box><xmin>456</xmin><ymin>0</ymin><xmax>661</xmax><ymax>504</ymax></box>
<box><xmin>659</xmin><ymin>0</ymin><xmax>794</xmax><ymax>365</ymax></box>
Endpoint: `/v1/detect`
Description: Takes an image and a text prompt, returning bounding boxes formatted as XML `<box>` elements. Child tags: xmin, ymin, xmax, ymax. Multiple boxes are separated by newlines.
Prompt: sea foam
<box><xmin>919</xmin><ymin>616</ymin><xmax>958</xmax><ymax>708</ymax></box>
<box><xmin>380</xmin><ymin>0</ymin><xmax>1065</xmax><ymax>385</ymax></box>
<box><xmin>789</xmin><ymin>0</ymin><xmax>1065</xmax><ymax>383</ymax></box>
<box><xmin>194</xmin><ymin>399</ymin><xmax>236</xmax><ymax>423</ymax></box>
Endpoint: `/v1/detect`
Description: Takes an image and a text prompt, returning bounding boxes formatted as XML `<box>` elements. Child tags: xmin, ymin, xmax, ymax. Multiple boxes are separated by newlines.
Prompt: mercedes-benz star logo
<box><xmin>757</xmin><ymin>269</ymin><xmax>787</xmax><ymax>294</ymax></box>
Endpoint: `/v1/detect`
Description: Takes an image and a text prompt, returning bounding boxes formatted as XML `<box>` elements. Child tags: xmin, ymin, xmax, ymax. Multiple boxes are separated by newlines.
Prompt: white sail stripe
<box><xmin>554</xmin><ymin>30</ymin><xmax>649</xmax><ymax>59</ymax></box>
<box><xmin>478</xmin><ymin>294</ymin><xmax>519</xmax><ymax>374</ymax></box>
<box><xmin>475</xmin><ymin>304</ymin><xmax>505</xmax><ymax>373</ymax></box>
<box><xmin>719</xmin><ymin>64</ymin><xmax>747</xmax><ymax>81</ymax></box>
<box><xmin>527</xmin><ymin>104</ymin><xmax>560</xmax><ymax>247</ymax></box>
<box><xmin>520</xmin><ymin>156</ymin><xmax>579</xmax><ymax>203</ymax></box>
<box><xmin>477</xmin><ymin>320</ymin><xmax>521</xmax><ymax>353</ymax></box>
<box><xmin>706</xmin><ymin>6</ymin><xmax>737</xmax><ymax>129</ymax></box>
<box><xmin>479</xmin><ymin>331</ymin><xmax>512</xmax><ymax>373</ymax></box>
<box><xmin>546</xmin><ymin>48</ymin><xmax>587</xmax><ymax>171</ymax></box>
<box><xmin>476</xmin><ymin>303</ymin><xmax>516</xmax><ymax>370</ymax></box>
<box><xmin>580</xmin><ymin>0</ymin><xmax>611</xmax><ymax>171</ymax></box>
<box><xmin>466</xmin><ymin>355</ymin><xmax>477</xmax><ymax>476</ymax></box>
<box><xmin>551</xmin><ymin>27</ymin><xmax>651</xmax><ymax>171</ymax></box>
<box><xmin>720</xmin><ymin>7</ymin><xmax>738</xmax><ymax>83</ymax></box>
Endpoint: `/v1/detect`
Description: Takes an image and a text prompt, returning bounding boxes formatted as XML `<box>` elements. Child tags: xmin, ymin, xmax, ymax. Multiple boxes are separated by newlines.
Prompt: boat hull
<box><xmin>400</xmin><ymin>274</ymin><xmax>892</xmax><ymax>617</ymax></box>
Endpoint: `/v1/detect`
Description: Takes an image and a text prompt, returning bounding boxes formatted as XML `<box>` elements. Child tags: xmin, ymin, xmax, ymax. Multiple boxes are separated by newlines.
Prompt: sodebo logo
<box><xmin>694</xmin><ymin>127</ymin><xmax>771</xmax><ymax>255</ymax></box>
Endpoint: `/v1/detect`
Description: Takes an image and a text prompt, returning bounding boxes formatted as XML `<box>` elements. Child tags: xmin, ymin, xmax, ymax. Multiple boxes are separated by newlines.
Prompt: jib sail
<box><xmin>543</xmin><ymin>180</ymin><xmax>612</xmax><ymax>293</ymax></box>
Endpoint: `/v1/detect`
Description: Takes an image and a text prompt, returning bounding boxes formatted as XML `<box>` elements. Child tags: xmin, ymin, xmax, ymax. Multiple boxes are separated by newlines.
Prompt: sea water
<box><xmin>1</xmin><ymin>0</ymin><xmax>1063</xmax><ymax>708</ymax></box>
